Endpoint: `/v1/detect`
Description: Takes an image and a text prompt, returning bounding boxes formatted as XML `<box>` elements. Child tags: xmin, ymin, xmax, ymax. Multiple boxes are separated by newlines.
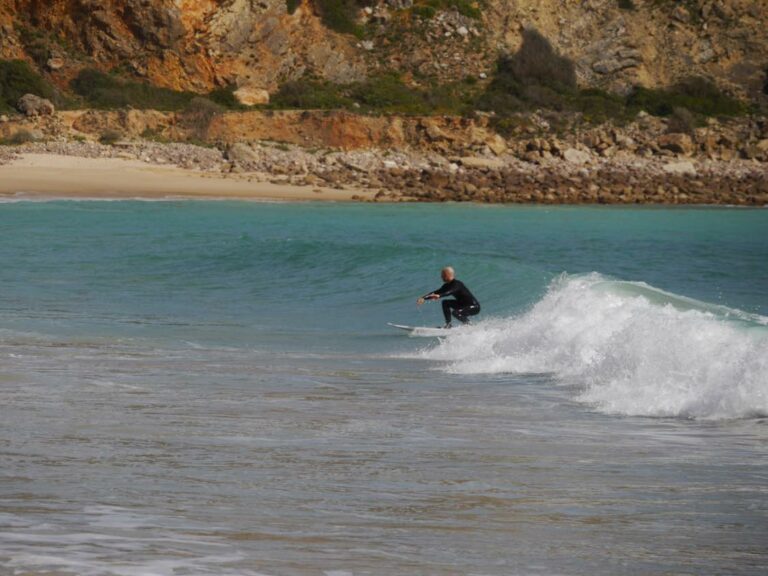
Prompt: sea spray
<box><xmin>421</xmin><ymin>273</ymin><xmax>768</xmax><ymax>420</ymax></box>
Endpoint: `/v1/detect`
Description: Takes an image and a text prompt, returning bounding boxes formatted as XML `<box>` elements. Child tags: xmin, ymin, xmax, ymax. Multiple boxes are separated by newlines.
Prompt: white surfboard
<box><xmin>387</xmin><ymin>323</ymin><xmax>452</xmax><ymax>337</ymax></box>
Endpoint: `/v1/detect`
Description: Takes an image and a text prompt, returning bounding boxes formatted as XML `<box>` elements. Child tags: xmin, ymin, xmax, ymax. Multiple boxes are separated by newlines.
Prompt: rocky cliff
<box><xmin>1</xmin><ymin>0</ymin><xmax>766</xmax><ymax>101</ymax></box>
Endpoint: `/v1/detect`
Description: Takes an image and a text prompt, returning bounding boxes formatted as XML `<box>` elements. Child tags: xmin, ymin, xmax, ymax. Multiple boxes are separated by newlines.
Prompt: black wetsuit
<box><xmin>425</xmin><ymin>279</ymin><xmax>480</xmax><ymax>325</ymax></box>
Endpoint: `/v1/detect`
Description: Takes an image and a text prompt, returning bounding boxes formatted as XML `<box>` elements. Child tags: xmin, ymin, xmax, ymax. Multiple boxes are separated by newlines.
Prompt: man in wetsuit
<box><xmin>417</xmin><ymin>266</ymin><xmax>480</xmax><ymax>328</ymax></box>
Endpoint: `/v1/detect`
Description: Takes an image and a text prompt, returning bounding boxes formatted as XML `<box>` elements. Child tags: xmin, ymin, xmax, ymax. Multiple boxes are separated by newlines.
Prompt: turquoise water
<box><xmin>1</xmin><ymin>201</ymin><xmax>767</xmax><ymax>575</ymax></box>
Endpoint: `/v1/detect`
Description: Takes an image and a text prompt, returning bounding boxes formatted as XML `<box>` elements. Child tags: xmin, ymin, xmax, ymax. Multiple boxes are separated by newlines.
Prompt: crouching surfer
<box><xmin>417</xmin><ymin>266</ymin><xmax>480</xmax><ymax>328</ymax></box>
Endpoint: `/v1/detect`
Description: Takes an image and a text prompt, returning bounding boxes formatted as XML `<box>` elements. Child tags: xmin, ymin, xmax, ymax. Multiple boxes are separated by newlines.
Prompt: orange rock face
<box><xmin>2</xmin><ymin>0</ymin><xmax>767</xmax><ymax>102</ymax></box>
<box><xmin>5</xmin><ymin>0</ymin><xmax>366</xmax><ymax>92</ymax></box>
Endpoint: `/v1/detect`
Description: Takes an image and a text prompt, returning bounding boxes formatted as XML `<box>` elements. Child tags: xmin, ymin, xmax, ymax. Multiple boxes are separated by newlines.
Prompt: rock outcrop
<box><xmin>17</xmin><ymin>94</ymin><xmax>54</xmax><ymax>117</ymax></box>
<box><xmin>1</xmin><ymin>0</ymin><xmax>766</xmax><ymax>102</ymax></box>
<box><xmin>2</xmin><ymin>0</ymin><xmax>366</xmax><ymax>93</ymax></box>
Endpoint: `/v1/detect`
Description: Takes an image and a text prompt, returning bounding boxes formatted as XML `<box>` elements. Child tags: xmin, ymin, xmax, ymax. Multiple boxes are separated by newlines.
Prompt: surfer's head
<box><xmin>441</xmin><ymin>266</ymin><xmax>455</xmax><ymax>282</ymax></box>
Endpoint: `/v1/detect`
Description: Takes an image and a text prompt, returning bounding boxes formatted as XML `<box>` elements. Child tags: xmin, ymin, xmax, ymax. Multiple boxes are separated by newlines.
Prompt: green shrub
<box><xmin>71</xmin><ymin>68</ymin><xmax>196</xmax><ymax>110</ymax></box>
<box><xmin>286</xmin><ymin>0</ymin><xmax>301</xmax><ymax>13</ymax></box>
<box><xmin>315</xmin><ymin>0</ymin><xmax>367</xmax><ymax>36</ymax></box>
<box><xmin>627</xmin><ymin>77</ymin><xmax>746</xmax><ymax>117</ymax></box>
<box><xmin>617</xmin><ymin>0</ymin><xmax>636</xmax><ymax>10</ymax></box>
<box><xmin>566</xmin><ymin>89</ymin><xmax>632</xmax><ymax>124</ymax></box>
<box><xmin>422</xmin><ymin>78</ymin><xmax>479</xmax><ymax>115</ymax></box>
<box><xmin>270</xmin><ymin>73</ymin><xmax>481</xmax><ymax>115</ymax></box>
<box><xmin>208</xmin><ymin>85</ymin><xmax>242</xmax><ymax>109</ymax></box>
<box><xmin>0</xmin><ymin>59</ymin><xmax>56</xmax><ymax>112</ymax></box>
<box><xmin>270</xmin><ymin>78</ymin><xmax>352</xmax><ymax>109</ymax></box>
<box><xmin>271</xmin><ymin>74</ymin><xmax>476</xmax><ymax>115</ymax></box>
<box><xmin>71</xmin><ymin>69</ymin><xmax>246</xmax><ymax>112</ymax></box>
<box><xmin>349</xmin><ymin>74</ymin><xmax>428</xmax><ymax>114</ymax></box>
<box><xmin>99</xmin><ymin>129</ymin><xmax>123</xmax><ymax>145</ymax></box>
<box><xmin>476</xmin><ymin>29</ymin><xmax>578</xmax><ymax>119</ymax></box>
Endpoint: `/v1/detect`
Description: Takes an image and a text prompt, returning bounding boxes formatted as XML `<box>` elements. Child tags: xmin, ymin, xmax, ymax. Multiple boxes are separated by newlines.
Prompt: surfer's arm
<box><xmin>422</xmin><ymin>284</ymin><xmax>456</xmax><ymax>300</ymax></box>
<box><xmin>417</xmin><ymin>289</ymin><xmax>443</xmax><ymax>305</ymax></box>
<box><xmin>417</xmin><ymin>283</ymin><xmax>451</xmax><ymax>304</ymax></box>
<box><xmin>432</xmin><ymin>284</ymin><xmax>458</xmax><ymax>298</ymax></box>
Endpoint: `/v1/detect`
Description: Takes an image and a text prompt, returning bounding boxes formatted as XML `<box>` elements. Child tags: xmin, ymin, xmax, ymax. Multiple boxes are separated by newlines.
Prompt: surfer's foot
<box><xmin>440</xmin><ymin>323</ymin><xmax>452</xmax><ymax>329</ymax></box>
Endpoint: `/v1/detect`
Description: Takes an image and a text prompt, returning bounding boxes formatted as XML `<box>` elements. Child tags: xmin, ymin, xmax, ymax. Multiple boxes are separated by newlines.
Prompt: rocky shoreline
<box><xmin>1</xmin><ymin>109</ymin><xmax>767</xmax><ymax>205</ymax></box>
<box><xmin>1</xmin><ymin>139</ymin><xmax>765</xmax><ymax>205</ymax></box>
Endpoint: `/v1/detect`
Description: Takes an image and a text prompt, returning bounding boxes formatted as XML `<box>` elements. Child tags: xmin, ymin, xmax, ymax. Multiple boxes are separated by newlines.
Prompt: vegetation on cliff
<box><xmin>270</xmin><ymin>73</ymin><xmax>476</xmax><ymax>115</ymax></box>
<box><xmin>0</xmin><ymin>60</ymin><xmax>57</xmax><ymax>113</ymax></box>
<box><xmin>312</xmin><ymin>0</ymin><xmax>370</xmax><ymax>36</ymax></box>
<box><xmin>0</xmin><ymin>44</ymin><xmax>747</xmax><ymax>139</ymax></box>
<box><xmin>627</xmin><ymin>78</ymin><xmax>747</xmax><ymax>118</ymax></box>
<box><xmin>266</xmin><ymin>30</ymin><xmax>748</xmax><ymax>131</ymax></box>
<box><xmin>70</xmin><ymin>69</ymin><xmax>198</xmax><ymax>111</ymax></box>
<box><xmin>476</xmin><ymin>30</ymin><xmax>747</xmax><ymax>133</ymax></box>
<box><xmin>69</xmin><ymin>69</ymin><xmax>242</xmax><ymax>113</ymax></box>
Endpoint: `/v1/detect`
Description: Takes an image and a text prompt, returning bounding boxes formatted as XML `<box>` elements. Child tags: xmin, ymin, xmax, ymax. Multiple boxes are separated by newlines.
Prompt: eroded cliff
<box><xmin>0</xmin><ymin>0</ymin><xmax>766</xmax><ymax>101</ymax></box>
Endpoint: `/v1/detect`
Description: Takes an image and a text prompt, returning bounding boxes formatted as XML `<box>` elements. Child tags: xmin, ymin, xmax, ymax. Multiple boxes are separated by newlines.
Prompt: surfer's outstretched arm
<box><xmin>417</xmin><ymin>290</ymin><xmax>442</xmax><ymax>305</ymax></box>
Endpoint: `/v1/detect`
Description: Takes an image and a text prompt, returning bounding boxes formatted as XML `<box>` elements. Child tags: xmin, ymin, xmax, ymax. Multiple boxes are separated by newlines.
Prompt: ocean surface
<box><xmin>0</xmin><ymin>200</ymin><xmax>766</xmax><ymax>576</ymax></box>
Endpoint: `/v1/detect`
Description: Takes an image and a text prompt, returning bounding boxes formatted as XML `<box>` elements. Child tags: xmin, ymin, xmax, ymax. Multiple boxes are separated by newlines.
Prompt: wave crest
<box><xmin>422</xmin><ymin>273</ymin><xmax>768</xmax><ymax>420</ymax></box>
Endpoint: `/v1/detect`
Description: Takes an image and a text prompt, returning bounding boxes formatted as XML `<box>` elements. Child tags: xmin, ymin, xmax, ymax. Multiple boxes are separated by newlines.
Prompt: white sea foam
<box><xmin>421</xmin><ymin>273</ymin><xmax>768</xmax><ymax>420</ymax></box>
<box><xmin>0</xmin><ymin>506</ymin><xmax>273</xmax><ymax>576</ymax></box>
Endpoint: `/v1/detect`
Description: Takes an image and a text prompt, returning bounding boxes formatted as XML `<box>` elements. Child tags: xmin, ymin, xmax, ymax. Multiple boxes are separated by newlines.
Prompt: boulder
<box><xmin>233</xmin><ymin>86</ymin><xmax>270</xmax><ymax>106</ymax></box>
<box><xmin>657</xmin><ymin>133</ymin><xmax>694</xmax><ymax>155</ymax></box>
<box><xmin>562</xmin><ymin>148</ymin><xmax>591</xmax><ymax>165</ymax></box>
<box><xmin>486</xmin><ymin>134</ymin><xmax>507</xmax><ymax>156</ymax></box>
<box><xmin>225</xmin><ymin>142</ymin><xmax>258</xmax><ymax>165</ymax></box>
<box><xmin>17</xmin><ymin>94</ymin><xmax>55</xmax><ymax>117</ymax></box>
<box><xmin>662</xmin><ymin>161</ymin><xmax>697</xmax><ymax>176</ymax></box>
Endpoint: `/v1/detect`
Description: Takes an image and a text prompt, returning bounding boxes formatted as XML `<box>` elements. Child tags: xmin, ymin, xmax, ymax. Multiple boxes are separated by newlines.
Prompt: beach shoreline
<box><xmin>1</xmin><ymin>140</ymin><xmax>766</xmax><ymax>205</ymax></box>
<box><xmin>0</xmin><ymin>153</ymin><xmax>376</xmax><ymax>202</ymax></box>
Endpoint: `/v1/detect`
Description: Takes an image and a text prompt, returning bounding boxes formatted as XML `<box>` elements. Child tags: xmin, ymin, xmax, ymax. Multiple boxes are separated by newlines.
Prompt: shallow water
<box><xmin>0</xmin><ymin>202</ymin><xmax>766</xmax><ymax>575</ymax></box>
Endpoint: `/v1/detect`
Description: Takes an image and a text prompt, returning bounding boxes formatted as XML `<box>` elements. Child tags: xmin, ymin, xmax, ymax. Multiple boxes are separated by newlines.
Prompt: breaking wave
<box><xmin>422</xmin><ymin>273</ymin><xmax>768</xmax><ymax>420</ymax></box>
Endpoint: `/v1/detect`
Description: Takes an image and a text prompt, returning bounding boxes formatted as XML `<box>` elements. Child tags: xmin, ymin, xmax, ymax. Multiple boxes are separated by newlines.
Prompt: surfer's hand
<box><xmin>417</xmin><ymin>297</ymin><xmax>425</xmax><ymax>305</ymax></box>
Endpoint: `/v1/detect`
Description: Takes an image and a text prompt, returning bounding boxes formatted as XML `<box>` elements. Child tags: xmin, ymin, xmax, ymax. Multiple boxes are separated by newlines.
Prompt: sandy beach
<box><xmin>0</xmin><ymin>153</ymin><xmax>372</xmax><ymax>201</ymax></box>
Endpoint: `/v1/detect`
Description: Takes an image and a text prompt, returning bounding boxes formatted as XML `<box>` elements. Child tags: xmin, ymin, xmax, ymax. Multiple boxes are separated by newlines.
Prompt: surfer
<box><xmin>417</xmin><ymin>266</ymin><xmax>480</xmax><ymax>328</ymax></box>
